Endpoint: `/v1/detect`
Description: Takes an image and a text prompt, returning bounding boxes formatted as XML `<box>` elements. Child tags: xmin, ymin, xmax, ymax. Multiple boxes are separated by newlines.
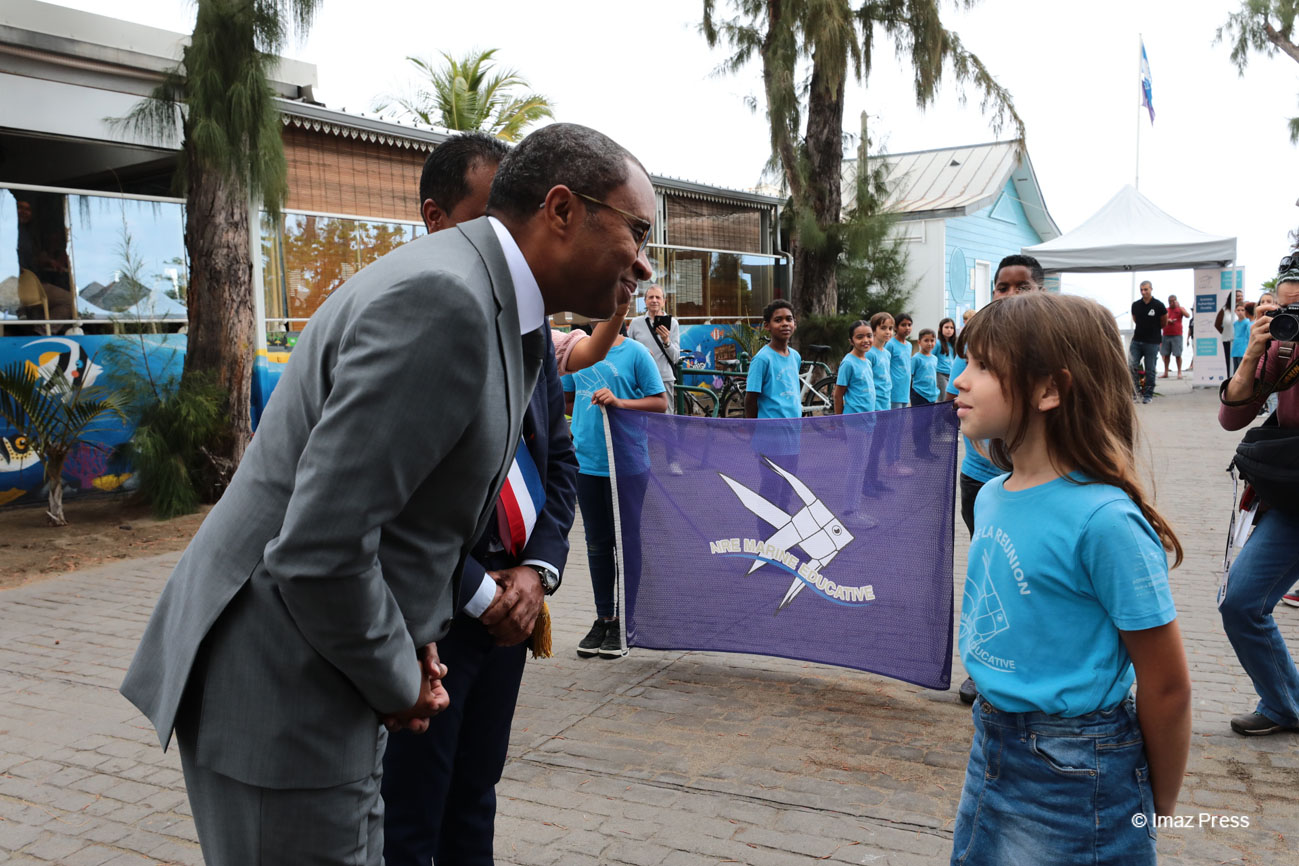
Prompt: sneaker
<box><xmin>577</xmin><ymin>619</ymin><xmax>609</xmax><ymax>658</ymax></box>
<box><xmin>1142</xmin><ymin>395</ymin><xmax>1153</xmax><ymax>404</ymax></box>
<box><xmin>958</xmin><ymin>676</ymin><xmax>978</xmax><ymax>705</ymax></box>
<box><xmin>1282</xmin><ymin>591</ymin><xmax>1299</xmax><ymax>608</ymax></box>
<box><xmin>599</xmin><ymin>618</ymin><xmax>628</xmax><ymax>658</ymax></box>
<box><xmin>1230</xmin><ymin>711</ymin><xmax>1299</xmax><ymax>736</ymax></box>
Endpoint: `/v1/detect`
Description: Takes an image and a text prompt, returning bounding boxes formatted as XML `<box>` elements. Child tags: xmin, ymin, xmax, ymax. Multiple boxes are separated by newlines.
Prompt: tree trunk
<box><xmin>45</xmin><ymin>457</ymin><xmax>66</xmax><ymax>526</ymax></box>
<box><xmin>183</xmin><ymin>138</ymin><xmax>255</xmax><ymax>469</ymax></box>
<box><xmin>791</xmin><ymin>47</ymin><xmax>847</xmax><ymax>319</ymax></box>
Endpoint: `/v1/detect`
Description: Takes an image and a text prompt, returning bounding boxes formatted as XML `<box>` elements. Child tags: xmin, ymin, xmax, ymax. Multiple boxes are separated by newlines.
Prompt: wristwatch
<box><xmin>529</xmin><ymin>564</ymin><xmax>561</xmax><ymax>595</ymax></box>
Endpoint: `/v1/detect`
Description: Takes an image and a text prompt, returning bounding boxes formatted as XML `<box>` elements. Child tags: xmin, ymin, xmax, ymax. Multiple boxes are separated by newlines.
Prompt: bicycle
<box><xmin>798</xmin><ymin>344</ymin><xmax>836</xmax><ymax>416</ymax></box>
<box><xmin>675</xmin><ymin>349</ymin><xmax>748</xmax><ymax>417</ymax></box>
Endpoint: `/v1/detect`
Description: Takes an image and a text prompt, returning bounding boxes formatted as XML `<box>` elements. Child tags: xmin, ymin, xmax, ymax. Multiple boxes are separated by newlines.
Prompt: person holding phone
<box><xmin>627</xmin><ymin>284</ymin><xmax>680</xmax><ymax>412</ymax></box>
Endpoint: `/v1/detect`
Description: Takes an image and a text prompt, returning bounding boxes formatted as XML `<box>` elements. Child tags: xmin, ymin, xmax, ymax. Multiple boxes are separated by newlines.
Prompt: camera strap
<box><xmin>1218</xmin><ymin>340</ymin><xmax>1299</xmax><ymax>407</ymax></box>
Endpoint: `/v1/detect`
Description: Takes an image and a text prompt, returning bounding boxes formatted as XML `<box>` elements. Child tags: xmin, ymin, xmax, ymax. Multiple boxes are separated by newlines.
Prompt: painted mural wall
<box><xmin>0</xmin><ymin>334</ymin><xmax>186</xmax><ymax>508</ymax></box>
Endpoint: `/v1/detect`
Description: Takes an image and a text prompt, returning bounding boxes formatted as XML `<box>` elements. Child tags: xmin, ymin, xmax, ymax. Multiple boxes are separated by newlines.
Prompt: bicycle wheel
<box><xmin>721</xmin><ymin>384</ymin><xmax>747</xmax><ymax>418</ymax></box>
<box><xmin>803</xmin><ymin>376</ymin><xmax>836</xmax><ymax>416</ymax></box>
<box><xmin>681</xmin><ymin>390</ymin><xmax>715</xmax><ymax>417</ymax></box>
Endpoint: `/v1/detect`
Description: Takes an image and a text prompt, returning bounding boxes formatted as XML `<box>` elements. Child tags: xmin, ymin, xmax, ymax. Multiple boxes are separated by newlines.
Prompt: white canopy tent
<box><xmin>122</xmin><ymin>290</ymin><xmax>187</xmax><ymax>319</ymax></box>
<box><xmin>1022</xmin><ymin>185</ymin><xmax>1236</xmax><ymax>273</ymax></box>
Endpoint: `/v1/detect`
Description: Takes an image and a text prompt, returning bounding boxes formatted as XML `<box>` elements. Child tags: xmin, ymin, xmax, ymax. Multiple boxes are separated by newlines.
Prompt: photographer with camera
<box><xmin>628</xmin><ymin>284</ymin><xmax>680</xmax><ymax>412</ymax></box>
<box><xmin>1217</xmin><ymin>259</ymin><xmax>1299</xmax><ymax>736</ymax></box>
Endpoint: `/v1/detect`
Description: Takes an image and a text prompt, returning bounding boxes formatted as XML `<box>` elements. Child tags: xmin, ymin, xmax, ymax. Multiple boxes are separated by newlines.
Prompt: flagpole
<box><xmin>1135</xmin><ymin>33</ymin><xmax>1142</xmax><ymax>191</ymax></box>
<box><xmin>1132</xmin><ymin>34</ymin><xmax>1142</xmax><ymax>307</ymax></box>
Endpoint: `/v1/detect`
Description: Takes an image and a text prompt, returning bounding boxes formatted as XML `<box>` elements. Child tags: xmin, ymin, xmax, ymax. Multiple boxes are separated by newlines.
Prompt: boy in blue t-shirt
<box><xmin>886</xmin><ymin>313</ymin><xmax>914</xmax><ymax>408</ymax></box>
<box><xmin>745</xmin><ymin>300</ymin><xmax>802</xmax><ymax>419</ymax></box>
<box><xmin>909</xmin><ymin>328</ymin><xmax>939</xmax><ymax>405</ymax></box>
<box><xmin>1230</xmin><ymin>303</ymin><xmax>1251</xmax><ymax>374</ymax></box>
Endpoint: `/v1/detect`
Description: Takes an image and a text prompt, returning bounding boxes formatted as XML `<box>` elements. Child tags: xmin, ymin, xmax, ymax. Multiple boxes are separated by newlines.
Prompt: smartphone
<box><xmin>652</xmin><ymin>314</ymin><xmax>673</xmax><ymax>331</ymax></box>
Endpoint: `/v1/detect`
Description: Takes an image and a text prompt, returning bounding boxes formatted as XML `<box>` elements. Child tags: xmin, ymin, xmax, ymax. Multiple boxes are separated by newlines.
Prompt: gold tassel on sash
<box><xmin>530</xmin><ymin>601</ymin><xmax>553</xmax><ymax>659</ymax></box>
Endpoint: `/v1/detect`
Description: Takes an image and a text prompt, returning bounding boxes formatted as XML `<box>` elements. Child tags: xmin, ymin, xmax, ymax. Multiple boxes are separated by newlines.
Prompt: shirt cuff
<box><xmin>464</xmin><ymin>574</ymin><xmax>498</xmax><ymax>619</ymax></box>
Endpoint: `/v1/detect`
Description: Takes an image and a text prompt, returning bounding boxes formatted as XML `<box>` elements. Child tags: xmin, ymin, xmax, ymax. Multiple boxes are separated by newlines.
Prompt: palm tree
<box><xmin>703</xmin><ymin>0</ymin><xmax>1024</xmax><ymax>317</ymax></box>
<box><xmin>375</xmin><ymin>49</ymin><xmax>554</xmax><ymax>142</ymax></box>
<box><xmin>0</xmin><ymin>363</ymin><xmax>126</xmax><ymax>526</ymax></box>
<box><xmin>117</xmin><ymin>0</ymin><xmax>322</xmax><ymax>471</ymax></box>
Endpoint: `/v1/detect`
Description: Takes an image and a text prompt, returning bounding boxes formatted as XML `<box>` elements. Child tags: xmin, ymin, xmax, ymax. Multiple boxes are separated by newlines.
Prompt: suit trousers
<box><xmin>176</xmin><ymin>713</ymin><xmax>386</xmax><ymax>865</ymax></box>
<box><xmin>382</xmin><ymin>616</ymin><xmax>528</xmax><ymax>866</ymax></box>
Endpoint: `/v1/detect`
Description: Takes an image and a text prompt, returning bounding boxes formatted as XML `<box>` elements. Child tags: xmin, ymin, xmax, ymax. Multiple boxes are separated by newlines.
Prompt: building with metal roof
<box><xmin>843</xmin><ymin>140</ymin><xmax>1060</xmax><ymax>327</ymax></box>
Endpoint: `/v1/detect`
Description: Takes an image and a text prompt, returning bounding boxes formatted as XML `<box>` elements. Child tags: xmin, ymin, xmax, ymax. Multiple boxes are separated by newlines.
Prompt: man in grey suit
<box><xmin>121</xmin><ymin>123</ymin><xmax>656</xmax><ymax>865</ymax></box>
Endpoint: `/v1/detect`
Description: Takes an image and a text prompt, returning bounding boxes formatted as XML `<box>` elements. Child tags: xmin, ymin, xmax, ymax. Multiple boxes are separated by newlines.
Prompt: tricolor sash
<box><xmin>495</xmin><ymin>438</ymin><xmax>546</xmax><ymax>557</ymax></box>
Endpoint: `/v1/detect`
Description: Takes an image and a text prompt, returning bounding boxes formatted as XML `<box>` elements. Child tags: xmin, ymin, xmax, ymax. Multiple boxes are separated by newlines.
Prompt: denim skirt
<box><xmin>950</xmin><ymin>695</ymin><xmax>1157</xmax><ymax>866</ymax></box>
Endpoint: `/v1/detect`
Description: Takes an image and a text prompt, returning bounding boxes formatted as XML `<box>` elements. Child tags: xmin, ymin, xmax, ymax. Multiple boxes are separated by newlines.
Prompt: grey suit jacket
<box><xmin>120</xmin><ymin>218</ymin><xmax>543</xmax><ymax>789</ymax></box>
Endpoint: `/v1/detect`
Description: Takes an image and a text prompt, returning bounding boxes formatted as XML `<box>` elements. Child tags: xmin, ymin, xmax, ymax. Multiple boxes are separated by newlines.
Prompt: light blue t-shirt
<box><xmin>836</xmin><ymin>352</ymin><xmax>876</xmax><ymax>415</ymax></box>
<box><xmin>867</xmin><ymin>346</ymin><xmax>891</xmax><ymax>411</ymax></box>
<box><xmin>947</xmin><ymin>356</ymin><xmax>1001</xmax><ymax>482</ymax></box>
<box><xmin>961</xmin><ymin>474</ymin><xmax>1177</xmax><ymax>717</ymax></box>
<box><xmin>935</xmin><ymin>342</ymin><xmax>957</xmax><ymax>376</ymax></box>
<box><xmin>1232</xmin><ymin>319</ymin><xmax>1250</xmax><ymax>357</ymax></box>
<box><xmin>562</xmin><ymin>339</ymin><xmax>665</xmax><ymax>477</ymax></box>
<box><xmin>886</xmin><ymin>338</ymin><xmax>912</xmax><ymax>404</ymax></box>
<box><xmin>910</xmin><ymin>351</ymin><xmax>939</xmax><ymax>403</ymax></box>
<box><xmin>746</xmin><ymin>344</ymin><xmax>802</xmax><ymax>418</ymax></box>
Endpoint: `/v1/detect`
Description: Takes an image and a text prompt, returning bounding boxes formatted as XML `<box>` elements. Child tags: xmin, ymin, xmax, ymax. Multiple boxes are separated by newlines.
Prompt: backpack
<box><xmin>1232</xmin><ymin>413</ymin><xmax>1299</xmax><ymax>514</ymax></box>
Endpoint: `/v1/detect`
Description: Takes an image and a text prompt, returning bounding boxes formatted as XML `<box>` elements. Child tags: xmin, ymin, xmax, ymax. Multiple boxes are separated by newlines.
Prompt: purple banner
<box><xmin>606</xmin><ymin>403</ymin><xmax>959</xmax><ymax>689</ymax></box>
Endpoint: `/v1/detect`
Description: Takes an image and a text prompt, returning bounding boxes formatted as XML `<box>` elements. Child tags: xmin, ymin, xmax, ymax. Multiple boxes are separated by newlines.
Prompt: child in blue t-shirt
<box><xmin>948</xmin><ymin>292</ymin><xmax>1189</xmax><ymax>866</ymax></box>
<box><xmin>909</xmin><ymin>328</ymin><xmax>939</xmax><ymax>405</ymax></box>
<box><xmin>563</xmin><ymin>336</ymin><xmax>668</xmax><ymax>659</ymax></box>
<box><xmin>1231</xmin><ymin>302</ymin><xmax>1251</xmax><ymax>374</ymax></box>
<box><xmin>745</xmin><ymin>300</ymin><xmax>802</xmax><ymax>419</ymax></box>
<box><xmin>866</xmin><ymin>312</ymin><xmax>894</xmax><ymax>411</ymax></box>
<box><xmin>886</xmin><ymin>313</ymin><xmax>914</xmax><ymax>408</ymax></box>
<box><xmin>935</xmin><ymin>317</ymin><xmax>957</xmax><ymax>393</ymax></box>
<box><xmin>834</xmin><ymin>320</ymin><xmax>875</xmax><ymax>415</ymax></box>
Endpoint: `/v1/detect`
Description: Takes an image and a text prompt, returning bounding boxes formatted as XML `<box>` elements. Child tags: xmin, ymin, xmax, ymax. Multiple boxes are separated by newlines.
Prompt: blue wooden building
<box><xmin>843</xmin><ymin>140</ymin><xmax>1060</xmax><ymax>329</ymax></box>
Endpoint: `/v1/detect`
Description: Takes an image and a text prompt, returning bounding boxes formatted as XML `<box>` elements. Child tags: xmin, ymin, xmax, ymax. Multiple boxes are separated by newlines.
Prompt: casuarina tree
<box><xmin>1219</xmin><ymin>1</ymin><xmax>1299</xmax><ymax>143</ymax></box>
<box><xmin>702</xmin><ymin>0</ymin><xmax>1023</xmax><ymax>317</ymax></box>
<box><xmin>118</xmin><ymin>0</ymin><xmax>322</xmax><ymax>470</ymax></box>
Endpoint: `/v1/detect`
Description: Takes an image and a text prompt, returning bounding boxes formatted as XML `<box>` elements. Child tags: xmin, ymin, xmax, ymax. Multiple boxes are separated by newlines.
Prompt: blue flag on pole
<box><xmin>1140</xmin><ymin>39</ymin><xmax>1154</xmax><ymax>124</ymax></box>
<box><xmin>605</xmin><ymin>404</ymin><xmax>960</xmax><ymax>689</ymax></box>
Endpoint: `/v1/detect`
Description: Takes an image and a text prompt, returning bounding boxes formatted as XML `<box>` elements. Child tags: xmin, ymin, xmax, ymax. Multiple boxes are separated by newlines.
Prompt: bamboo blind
<box><xmin>664</xmin><ymin>194</ymin><xmax>764</xmax><ymax>252</ymax></box>
<box><xmin>282</xmin><ymin>125</ymin><xmax>428</xmax><ymax>221</ymax></box>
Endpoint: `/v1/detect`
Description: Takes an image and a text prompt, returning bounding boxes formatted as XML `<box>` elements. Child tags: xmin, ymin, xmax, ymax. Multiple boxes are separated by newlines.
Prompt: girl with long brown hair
<box><xmin>947</xmin><ymin>293</ymin><xmax>1190</xmax><ymax>865</ymax></box>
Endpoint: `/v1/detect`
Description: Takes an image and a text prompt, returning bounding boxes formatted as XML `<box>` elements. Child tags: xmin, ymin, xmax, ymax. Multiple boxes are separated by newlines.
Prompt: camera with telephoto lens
<box><xmin>1265</xmin><ymin>304</ymin><xmax>1299</xmax><ymax>342</ymax></box>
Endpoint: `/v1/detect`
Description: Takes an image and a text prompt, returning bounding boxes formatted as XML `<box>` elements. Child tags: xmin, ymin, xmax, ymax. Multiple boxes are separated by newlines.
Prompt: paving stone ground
<box><xmin>1</xmin><ymin>384</ymin><xmax>1296</xmax><ymax>865</ymax></box>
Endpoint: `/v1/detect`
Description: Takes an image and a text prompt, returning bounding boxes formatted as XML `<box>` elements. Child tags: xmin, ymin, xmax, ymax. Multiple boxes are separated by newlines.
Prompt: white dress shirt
<box><xmin>464</xmin><ymin>218</ymin><xmax>556</xmax><ymax>619</ymax></box>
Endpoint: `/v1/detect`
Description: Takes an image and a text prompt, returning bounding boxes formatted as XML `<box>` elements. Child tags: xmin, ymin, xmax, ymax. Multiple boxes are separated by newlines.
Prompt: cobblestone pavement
<box><xmin>1</xmin><ymin>385</ymin><xmax>1296</xmax><ymax>865</ymax></box>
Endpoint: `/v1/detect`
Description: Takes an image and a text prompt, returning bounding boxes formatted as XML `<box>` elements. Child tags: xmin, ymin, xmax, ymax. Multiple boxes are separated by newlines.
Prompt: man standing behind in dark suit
<box><xmin>382</xmin><ymin>133</ymin><xmax>579</xmax><ymax>866</ymax></box>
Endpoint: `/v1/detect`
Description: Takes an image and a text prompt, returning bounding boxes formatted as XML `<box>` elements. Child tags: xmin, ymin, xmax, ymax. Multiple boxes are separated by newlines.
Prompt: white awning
<box><xmin>1022</xmin><ymin>185</ymin><xmax>1235</xmax><ymax>273</ymax></box>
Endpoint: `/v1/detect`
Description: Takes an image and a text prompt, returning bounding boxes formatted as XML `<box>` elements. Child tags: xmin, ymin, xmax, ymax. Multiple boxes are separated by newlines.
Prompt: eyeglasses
<box><xmin>572</xmin><ymin>191</ymin><xmax>653</xmax><ymax>252</ymax></box>
<box><xmin>1280</xmin><ymin>252</ymin><xmax>1299</xmax><ymax>274</ymax></box>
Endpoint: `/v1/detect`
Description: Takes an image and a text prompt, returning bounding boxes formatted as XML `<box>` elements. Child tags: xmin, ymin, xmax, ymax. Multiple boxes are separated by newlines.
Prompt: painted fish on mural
<box><xmin>1</xmin><ymin>435</ymin><xmax>40</xmax><ymax>473</ymax></box>
<box><xmin>22</xmin><ymin>337</ymin><xmax>104</xmax><ymax>394</ymax></box>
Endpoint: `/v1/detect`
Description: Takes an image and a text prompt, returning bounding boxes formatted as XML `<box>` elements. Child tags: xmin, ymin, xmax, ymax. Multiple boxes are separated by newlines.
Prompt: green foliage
<box><xmin>726</xmin><ymin>320</ymin><xmax>767</xmax><ymax>362</ymax></box>
<box><xmin>113</xmin><ymin>0</ymin><xmax>323</xmax><ymax>216</ymax></box>
<box><xmin>123</xmin><ymin>373</ymin><xmax>228</xmax><ymax>519</ymax></box>
<box><xmin>702</xmin><ymin>0</ymin><xmax>1023</xmax><ymax>315</ymax></box>
<box><xmin>1218</xmin><ymin>1</ymin><xmax>1299</xmax><ymax>142</ymax></box>
<box><xmin>794</xmin><ymin>313</ymin><xmax>864</xmax><ymax>365</ymax></box>
<box><xmin>374</xmin><ymin>49</ymin><xmax>555</xmax><ymax>142</ymax></box>
<box><xmin>0</xmin><ymin>363</ymin><xmax>127</xmax><ymax>525</ymax></box>
<box><xmin>837</xmin><ymin>120</ymin><xmax>913</xmax><ymax>316</ymax></box>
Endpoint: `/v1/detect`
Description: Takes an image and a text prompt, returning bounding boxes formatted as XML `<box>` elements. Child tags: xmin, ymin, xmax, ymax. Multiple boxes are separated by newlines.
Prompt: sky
<box><xmin>49</xmin><ymin>0</ymin><xmax>1299</xmax><ymax>323</ymax></box>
